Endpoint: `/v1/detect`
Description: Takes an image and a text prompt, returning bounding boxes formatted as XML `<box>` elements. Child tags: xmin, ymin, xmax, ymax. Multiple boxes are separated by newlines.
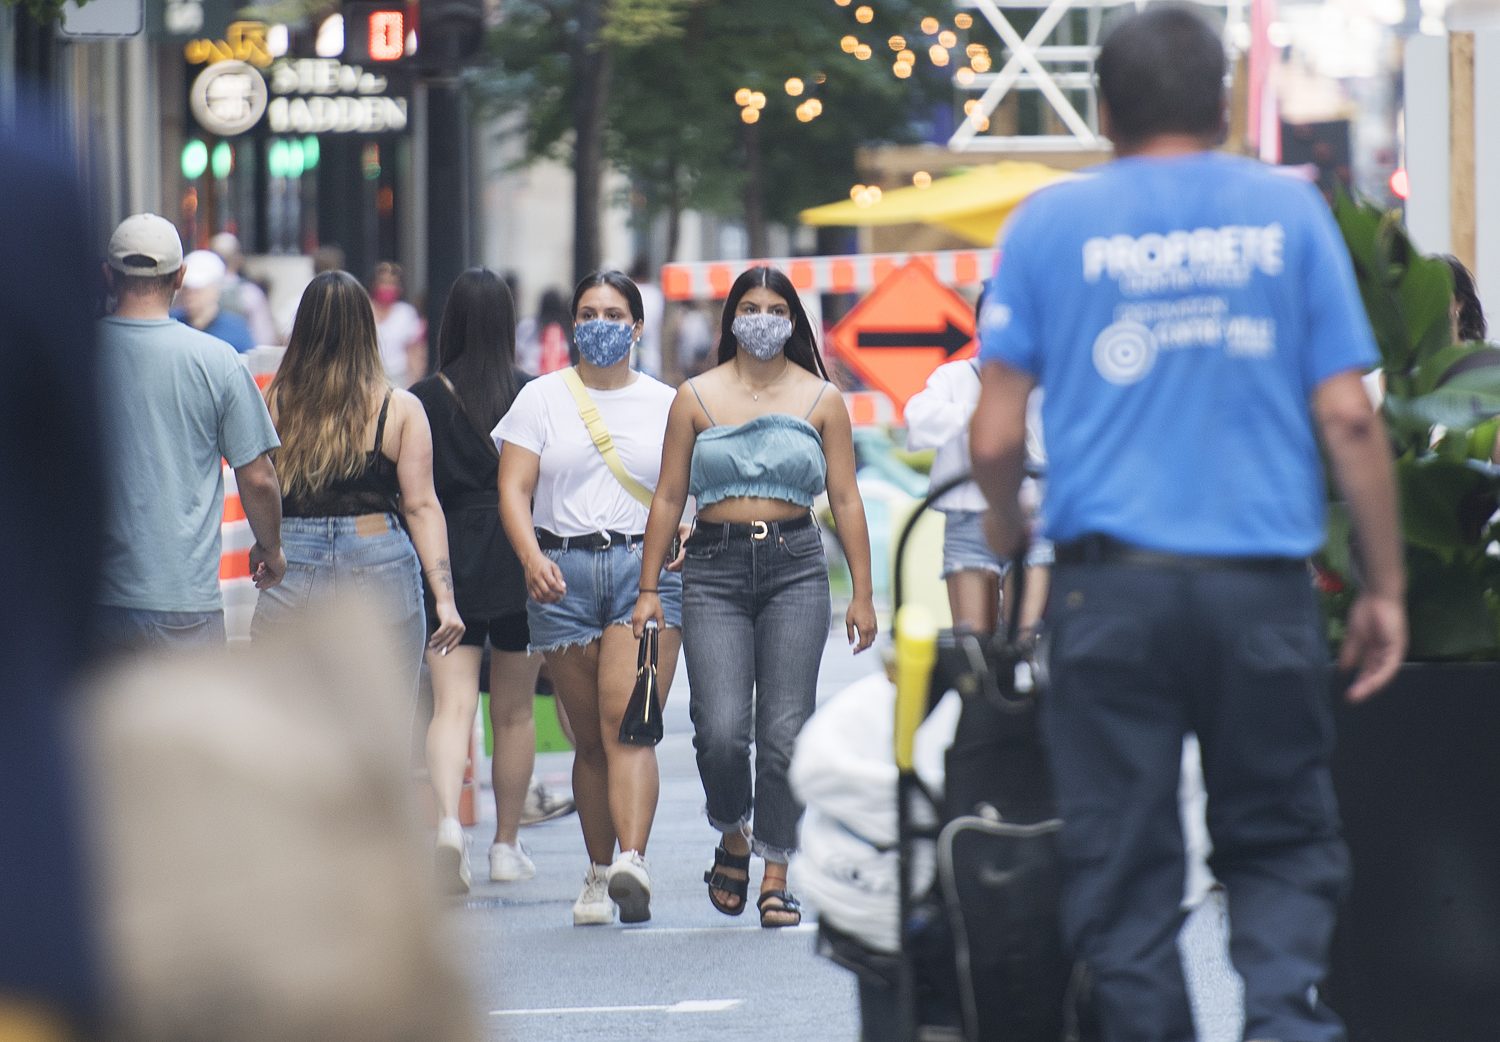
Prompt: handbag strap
<box><xmin>637</xmin><ymin>623</ymin><xmax>658</xmax><ymax>674</ymax></box>
<box><xmin>560</xmin><ymin>367</ymin><xmax>655</xmax><ymax>508</ymax></box>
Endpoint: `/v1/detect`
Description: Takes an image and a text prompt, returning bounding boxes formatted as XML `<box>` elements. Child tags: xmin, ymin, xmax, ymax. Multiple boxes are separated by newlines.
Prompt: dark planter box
<box><xmin>1329</xmin><ymin>662</ymin><xmax>1500</xmax><ymax>1042</ymax></box>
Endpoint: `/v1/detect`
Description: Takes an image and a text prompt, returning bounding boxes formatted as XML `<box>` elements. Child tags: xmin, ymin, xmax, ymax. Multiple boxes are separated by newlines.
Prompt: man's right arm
<box><xmin>1314</xmin><ymin>370</ymin><xmax>1406</xmax><ymax>702</ymax></box>
<box><xmin>233</xmin><ymin>453</ymin><xmax>285</xmax><ymax>589</ymax></box>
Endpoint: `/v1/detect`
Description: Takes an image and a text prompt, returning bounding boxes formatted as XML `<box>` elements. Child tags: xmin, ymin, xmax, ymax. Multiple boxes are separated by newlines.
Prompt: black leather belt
<box><xmin>535</xmin><ymin>529</ymin><xmax>644</xmax><ymax>551</ymax></box>
<box><xmin>690</xmin><ymin>513</ymin><xmax>815</xmax><ymax>542</ymax></box>
<box><xmin>1053</xmin><ymin>534</ymin><xmax>1307</xmax><ymax>573</ymax></box>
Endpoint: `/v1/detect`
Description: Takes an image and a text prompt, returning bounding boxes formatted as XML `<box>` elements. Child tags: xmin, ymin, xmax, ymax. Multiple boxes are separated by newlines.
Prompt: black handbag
<box><xmin>619</xmin><ymin>623</ymin><xmax>664</xmax><ymax>746</ymax></box>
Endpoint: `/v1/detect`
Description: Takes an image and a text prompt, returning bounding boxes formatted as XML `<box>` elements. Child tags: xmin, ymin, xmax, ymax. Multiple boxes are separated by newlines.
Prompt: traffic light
<box><xmin>343</xmin><ymin>1</ymin><xmax>410</xmax><ymax>64</ymax></box>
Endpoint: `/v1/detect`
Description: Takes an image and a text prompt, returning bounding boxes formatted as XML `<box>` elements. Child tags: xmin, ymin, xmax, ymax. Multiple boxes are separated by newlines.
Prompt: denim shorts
<box><xmin>251</xmin><ymin>514</ymin><xmax>426</xmax><ymax>697</ymax></box>
<box><xmin>941</xmin><ymin>509</ymin><xmax>1008</xmax><ymax>579</ymax></box>
<box><xmin>526</xmin><ymin>541</ymin><xmax>683</xmax><ymax>654</ymax></box>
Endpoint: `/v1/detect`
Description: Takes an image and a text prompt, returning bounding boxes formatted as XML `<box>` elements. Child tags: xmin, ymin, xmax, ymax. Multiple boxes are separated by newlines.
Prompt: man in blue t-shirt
<box><xmin>970</xmin><ymin>8</ymin><xmax>1406</xmax><ymax>1042</ymax></box>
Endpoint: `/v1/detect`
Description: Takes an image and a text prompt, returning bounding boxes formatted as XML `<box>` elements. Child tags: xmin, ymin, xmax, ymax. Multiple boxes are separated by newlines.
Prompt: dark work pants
<box><xmin>1043</xmin><ymin>561</ymin><xmax>1348</xmax><ymax>1042</ymax></box>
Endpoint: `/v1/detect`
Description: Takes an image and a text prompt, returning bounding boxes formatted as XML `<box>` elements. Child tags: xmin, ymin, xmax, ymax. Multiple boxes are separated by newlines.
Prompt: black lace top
<box><xmin>281</xmin><ymin>390</ymin><xmax>401</xmax><ymax>517</ymax></box>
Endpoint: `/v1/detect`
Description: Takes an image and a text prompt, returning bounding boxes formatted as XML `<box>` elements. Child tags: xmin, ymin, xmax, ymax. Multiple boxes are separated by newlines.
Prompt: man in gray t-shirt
<box><xmin>95</xmin><ymin>213</ymin><xmax>285</xmax><ymax>651</ymax></box>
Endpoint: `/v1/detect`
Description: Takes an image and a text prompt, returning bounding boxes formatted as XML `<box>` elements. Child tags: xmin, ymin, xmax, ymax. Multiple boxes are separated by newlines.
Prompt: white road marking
<box><xmin>490</xmin><ymin>999</ymin><xmax>742</xmax><ymax>1016</ymax></box>
<box><xmin>620</xmin><ymin>923</ymin><xmax>817</xmax><ymax>937</ymax></box>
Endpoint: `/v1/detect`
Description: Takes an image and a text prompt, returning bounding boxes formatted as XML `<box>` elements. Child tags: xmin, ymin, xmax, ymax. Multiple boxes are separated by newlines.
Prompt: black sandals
<box><xmin>703</xmin><ymin>844</ymin><xmax>751</xmax><ymax>916</ymax></box>
<box><xmin>756</xmin><ymin>889</ymin><xmax>802</xmax><ymax>929</ymax></box>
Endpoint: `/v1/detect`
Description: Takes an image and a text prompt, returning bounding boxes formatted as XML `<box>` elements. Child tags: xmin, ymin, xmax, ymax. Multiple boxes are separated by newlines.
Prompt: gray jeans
<box><xmin>682</xmin><ymin>518</ymin><xmax>831</xmax><ymax>863</ymax></box>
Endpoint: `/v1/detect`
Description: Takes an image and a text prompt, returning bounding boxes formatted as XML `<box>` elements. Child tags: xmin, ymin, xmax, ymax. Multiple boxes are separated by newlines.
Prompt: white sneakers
<box><xmin>435</xmin><ymin>818</ymin><xmax>471</xmax><ymax>896</ymax></box>
<box><xmin>572</xmin><ymin>864</ymin><xmax>615</xmax><ymax>926</ymax></box>
<box><xmin>607</xmin><ymin>850</ymin><xmax>652</xmax><ymax>924</ymax></box>
<box><xmin>488</xmin><ymin>841</ymin><xmax>536</xmax><ymax>882</ymax></box>
<box><xmin>520</xmin><ymin>778</ymin><xmax>577</xmax><ymax>826</ymax></box>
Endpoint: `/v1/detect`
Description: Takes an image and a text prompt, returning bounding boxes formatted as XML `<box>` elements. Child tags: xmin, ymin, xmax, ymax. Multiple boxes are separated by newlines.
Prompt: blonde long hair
<box><xmin>268</xmin><ymin>271</ymin><xmax>390</xmax><ymax>497</ymax></box>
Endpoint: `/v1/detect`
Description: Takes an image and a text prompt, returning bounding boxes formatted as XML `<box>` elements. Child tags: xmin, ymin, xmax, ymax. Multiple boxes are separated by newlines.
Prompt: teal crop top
<box><xmin>687</xmin><ymin>380</ymin><xmax>830</xmax><ymax>509</ymax></box>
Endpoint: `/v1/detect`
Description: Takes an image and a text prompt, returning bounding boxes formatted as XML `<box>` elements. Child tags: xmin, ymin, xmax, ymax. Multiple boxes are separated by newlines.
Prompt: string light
<box><xmin>971</xmin><ymin>53</ymin><xmax>992</xmax><ymax>72</ymax></box>
<box><xmin>897</xmin><ymin>48</ymin><xmax>915</xmax><ymax>63</ymax></box>
<box><xmin>893</xmin><ymin>61</ymin><xmax>912</xmax><ymax>78</ymax></box>
<box><xmin>938</xmin><ymin>29</ymin><xmax>957</xmax><ymax>48</ymax></box>
<box><xmin>854</xmin><ymin>4</ymin><xmax>874</xmax><ymax>23</ymax></box>
<box><xmin>855</xmin><ymin>43</ymin><xmax>873</xmax><ymax>59</ymax></box>
<box><xmin>742</xmin><ymin>107</ymin><xmax>761</xmax><ymax>124</ymax></box>
<box><xmin>956</xmin><ymin>67</ymin><xmax>975</xmax><ymax>85</ymax></box>
<box><xmin>955</xmin><ymin>13</ymin><xmax>973</xmax><ymax>29</ymax></box>
<box><xmin>840</xmin><ymin>34</ymin><xmax>859</xmax><ymax>53</ymax></box>
<box><xmin>913</xmin><ymin>170</ymin><xmax>932</xmax><ymax>188</ymax></box>
<box><xmin>963</xmin><ymin>99</ymin><xmax>982</xmax><ymax>116</ymax></box>
<box><xmin>928</xmin><ymin>44</ymin><xmax>949</xmax><ymax>66</ymax></box>
<box><xmin>920</xmin><ymin>16</ymin><xmax>940</xmax><ymax>34</ymax></box>
<box><xmin>785</xmin><ymin>77</ymin><xmax>805</xmax><ymax>96</ymax></box>
<box><xmin>834</xmin><ymin>0</ymin><xmax>851</xmax><ymax>6</ymax></box>
<box><xmin>850</xmin><ymin>183</ymin><xmax>866</xmax><ymax>200</ymax></box>
<box><xmin>750</xmin><ymin>91</ymin><xmax>767</xmax><ymax>109</ymax></box>
<box><xmin>734</xmin><ymin>87</ymin><xmax>752</xmax><ymax>106</ymax></box>
<box><xmin>887</xmin><ymin>34</ymin><xmax>906</xmax><ymax>51</ymax></box>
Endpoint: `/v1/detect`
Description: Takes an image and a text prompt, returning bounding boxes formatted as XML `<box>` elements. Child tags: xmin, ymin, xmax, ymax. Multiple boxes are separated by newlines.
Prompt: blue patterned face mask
<box><xmin>574</xmin><ymin>319</ymin><xmax>635</xmax><ymax>367</ymax></box>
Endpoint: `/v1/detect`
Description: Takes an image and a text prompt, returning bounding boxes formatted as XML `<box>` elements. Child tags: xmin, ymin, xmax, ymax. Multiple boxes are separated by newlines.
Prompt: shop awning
<box><xmin>799</xmin><ymin>160</ymin><xmax>1075</xmax><ymax>246</ymax></box>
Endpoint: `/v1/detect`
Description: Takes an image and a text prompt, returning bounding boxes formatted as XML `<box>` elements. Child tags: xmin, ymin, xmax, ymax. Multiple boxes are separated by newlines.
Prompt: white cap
<box><xmin>209</xmin><ymin>231</ymin><xmax>242</xmax><ymax>261</ymax></box>
<box><xmin>181</xmin><ymin>249</ymin><xmax>228</xmax><ymax>290</ymax></box>
<box><xmin>108</xmin><ymin>213</ymin><xmax>183</xmax><ymax>276</ymax></box>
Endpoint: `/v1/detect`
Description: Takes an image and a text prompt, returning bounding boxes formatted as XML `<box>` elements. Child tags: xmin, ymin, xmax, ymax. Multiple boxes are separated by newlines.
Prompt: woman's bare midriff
<box><xmin>698</xmin><ymin>496</ymin><xmax>808</xmax><ymax>525</ymax></box>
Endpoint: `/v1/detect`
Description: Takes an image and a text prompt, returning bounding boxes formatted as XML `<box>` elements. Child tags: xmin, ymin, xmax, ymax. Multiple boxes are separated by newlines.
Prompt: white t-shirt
<box><xmin>492</xmin><ymin>370</ymin><xmax>676</xmax><ymax>536</ymax></box>
<box><xmin>375</xmin><ymin>300</ymin><xmax>422</xmax><ymax>385</ymax></box>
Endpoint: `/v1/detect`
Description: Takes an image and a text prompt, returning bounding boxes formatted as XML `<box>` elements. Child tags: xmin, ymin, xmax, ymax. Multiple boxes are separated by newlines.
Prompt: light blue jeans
<box><xmin>251</xmin><ymin>514</ymin><xmax>426</xmax><ymax>704</ymax></box>
<box><xmin>681</xmin><ymin>519</ymin><xmax>831</xmax><ymax>863</ymax></box>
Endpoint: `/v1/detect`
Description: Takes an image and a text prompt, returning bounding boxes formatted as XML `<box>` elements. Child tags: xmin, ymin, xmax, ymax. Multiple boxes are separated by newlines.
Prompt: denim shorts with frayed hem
<box><xmin>526</xmin><ymin>542</ymin><xmax>683</xmax><ymax>654</ymax></box>
<box><xmin>941</xmin><ymin>509</ymin><xmax>1009</xmax><ymax>579</ymax></box>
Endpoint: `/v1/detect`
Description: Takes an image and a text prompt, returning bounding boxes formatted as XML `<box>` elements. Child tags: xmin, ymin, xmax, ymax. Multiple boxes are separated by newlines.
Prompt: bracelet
<box><xmin>638</xmin><ymin>588</ymin><xmax>659</xmax><ymax>594</ymax></box>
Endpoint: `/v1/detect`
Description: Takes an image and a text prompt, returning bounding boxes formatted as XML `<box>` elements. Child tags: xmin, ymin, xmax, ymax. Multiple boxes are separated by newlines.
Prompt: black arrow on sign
<box><xmin>857</xmin><ymin>321</ymin><xmax>972</xmax><ymax>357</ymax></box>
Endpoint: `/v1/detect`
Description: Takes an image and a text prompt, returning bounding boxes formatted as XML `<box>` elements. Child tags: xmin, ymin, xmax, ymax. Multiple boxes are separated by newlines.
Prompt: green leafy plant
<box><xmin>1321</xmin><ymin>195</ymin><xmax>1500</xmax><ymax>658</ymax></box>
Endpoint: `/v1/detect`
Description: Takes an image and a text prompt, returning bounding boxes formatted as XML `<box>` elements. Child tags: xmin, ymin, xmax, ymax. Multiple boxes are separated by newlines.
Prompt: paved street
<box><xmin>448</xmin><ymin>627</ymin><xmax>1244</xmax><ymax>1042</ymax></box>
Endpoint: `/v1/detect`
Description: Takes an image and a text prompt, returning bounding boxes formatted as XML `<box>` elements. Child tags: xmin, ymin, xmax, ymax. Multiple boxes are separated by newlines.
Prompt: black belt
<box><xmin>535</xmin><ymin>529</ymin><xmax>644</xmax><ymax>551</ymax></box>
<box><xmin>690</xmin><ymin>513</ymin><xmax>815</xmax><ymax>543</ymax></box>
<box><xmin>1053</xmin><ymin>534</ymin><xmax>1307</xmax><ymax>573</ymax></box>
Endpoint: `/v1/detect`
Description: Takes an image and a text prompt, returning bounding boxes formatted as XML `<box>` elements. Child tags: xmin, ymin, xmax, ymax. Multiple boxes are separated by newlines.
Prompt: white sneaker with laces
<box><xmin>607</xmin><ymin>850</ymin><xmax>651</xmax><ymax>924</ymax></box>
<box><xmin>488</xmin><ymin>841</ymin><xmax>536</xmax><ymax>882</ymax></box>
<box><xmin>572</xmin><ymin>864</ymin><xmax>615</xmax><ymax>926</ymax></box>
<box><xmin>521</xmin><ymin>777</ymin><xmax>576</xmax><ymax>826</ymax></box>
<box><xmin>435</xmin><ymin>817</ymin><xmax>471</xmax><ymax>895</ymax></box>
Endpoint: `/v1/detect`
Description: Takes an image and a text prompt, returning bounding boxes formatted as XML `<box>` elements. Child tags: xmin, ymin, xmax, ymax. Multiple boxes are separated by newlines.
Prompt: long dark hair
<box><xmin>716</xmin><ymin>266</ymin><xmax>829</xmax><ymax>379</ymax></box>
<box><xmin>437</xmin><ymin>267</ymin><xmax>520</xmax><ymax>435</ymax></box>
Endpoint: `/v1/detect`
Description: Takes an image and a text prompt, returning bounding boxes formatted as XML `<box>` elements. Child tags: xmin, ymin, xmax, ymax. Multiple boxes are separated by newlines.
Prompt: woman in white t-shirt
<box><xmin>495</xmin><ymin>270</ymin><xmax>685</xmax><ymax>929</ymax></box>
<box><xmin>371</xmin><ymin>261</ymin><xmax>425</xmax><ymax>387</ymax></box>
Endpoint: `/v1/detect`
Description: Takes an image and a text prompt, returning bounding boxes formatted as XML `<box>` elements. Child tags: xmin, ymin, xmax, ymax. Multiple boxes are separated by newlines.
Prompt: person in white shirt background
<box><xmin>371</xmin><ymin>260</ymin><xmax>425</xmax><ymax>387</ymax></box>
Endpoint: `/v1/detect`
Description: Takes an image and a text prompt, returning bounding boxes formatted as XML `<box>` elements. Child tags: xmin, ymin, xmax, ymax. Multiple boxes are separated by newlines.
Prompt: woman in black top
<box><xmin>411</xmin><ymin>269</ymin><xmax>542</xmax><ymax>894</ymax></box>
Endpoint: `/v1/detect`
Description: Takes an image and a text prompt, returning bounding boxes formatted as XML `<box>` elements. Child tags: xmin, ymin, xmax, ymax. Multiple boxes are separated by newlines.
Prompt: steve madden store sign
<box><xmin>267</xmin><ymin>59</ymin><xmax>407</xmax><ymax>134</ymax></box>
<box><xmin>189</xmin><ymin>57</ymin><xmax>408</xmax><ymax>136</ymax></box>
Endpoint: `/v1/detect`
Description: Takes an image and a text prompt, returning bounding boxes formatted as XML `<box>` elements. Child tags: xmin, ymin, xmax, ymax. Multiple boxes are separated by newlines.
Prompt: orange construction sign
<box><xmin>828</xmin><ymin>261</ymin><xmax>977</xmax><ymax>414</ymax></box>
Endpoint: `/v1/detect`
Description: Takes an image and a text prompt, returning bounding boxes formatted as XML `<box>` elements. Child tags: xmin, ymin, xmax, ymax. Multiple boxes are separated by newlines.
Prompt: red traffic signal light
<box><xmin>344</xmin><ymin>2</ymin><xmax>409</xmax><ymax>64</ymax></box>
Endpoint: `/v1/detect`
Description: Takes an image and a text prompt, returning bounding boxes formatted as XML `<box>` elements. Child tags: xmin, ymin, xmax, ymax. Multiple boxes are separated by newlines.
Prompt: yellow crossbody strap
<box><xmin>561</xmin><ymin>367</ymin><xmax>656</xmax><ymax>508</ymax></box>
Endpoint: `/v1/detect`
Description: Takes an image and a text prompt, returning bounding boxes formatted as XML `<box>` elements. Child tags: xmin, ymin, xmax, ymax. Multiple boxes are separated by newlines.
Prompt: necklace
<box><xmin>737</xmin><ymin>360</ymin><xmax>791</xmax><ymax>401</ymax></box>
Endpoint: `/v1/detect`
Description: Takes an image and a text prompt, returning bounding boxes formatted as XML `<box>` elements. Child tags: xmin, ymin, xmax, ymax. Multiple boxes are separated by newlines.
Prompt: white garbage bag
<box><xmin>791</xmin><ymin>672</ymin><xmax>960</xmax><ymax>952</ymax></box>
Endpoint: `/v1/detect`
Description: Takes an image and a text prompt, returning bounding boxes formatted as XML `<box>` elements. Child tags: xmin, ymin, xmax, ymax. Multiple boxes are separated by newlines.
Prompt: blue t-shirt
<box><xmin>171</xmin><ymin>307</ymin><xmax>257</xmax><ymax>353</ymax></box>
<box><xmin>979</xmin><ymin>152</ymin><xmax>1377</xmax><ymax>557</ymax></box>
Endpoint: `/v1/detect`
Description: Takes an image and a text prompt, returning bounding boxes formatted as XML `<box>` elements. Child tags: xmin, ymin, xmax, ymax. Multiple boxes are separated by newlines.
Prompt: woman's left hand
<box><xmin>846</xmin><ymin>596</ymin><xmax>877</xmax><ymax>654</ymax></box>
<box><xmin>428</xmin><ymin>600</ymin><xmax>466</xmax><ymax>656</ymax></box>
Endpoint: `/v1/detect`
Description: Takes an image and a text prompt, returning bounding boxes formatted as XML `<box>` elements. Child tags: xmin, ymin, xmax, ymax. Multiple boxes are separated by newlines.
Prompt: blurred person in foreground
<box><xmin>0</xmin><ymin>102</ymin><xmax>104</xmax><ymax>1042</ymax></box>
<box><xmin>81</xmin><ymin>608</ymin><xmax>478</xmax><ymax>1042</ymax></box>
<box><xmin>970</xmin><ymin>7</ymin><xmax>1405</xmax><ymax>1042</ymax></box>
<box><xmin>410</xmin><ymin>269</ymin><xmax>544</xmax><ymax>891</ymax></box>
<box><xmin>171</xmin><ymin>248</ymin><xmax>256</xmax><ymax>353</ymax></box>
<box><xmin>252</xmin><ymin>271</ymin><xmax>464</xmax><ymax>705</ymax></box>
<box><xmin>210</xmin><ymin>231</ymin><xmax>279</xmax><ymax>346</ymax></box>
<box><xmin>96</xmin><ymin>215</ymin><xmax>284</xmax><ymax>654</ymax></box>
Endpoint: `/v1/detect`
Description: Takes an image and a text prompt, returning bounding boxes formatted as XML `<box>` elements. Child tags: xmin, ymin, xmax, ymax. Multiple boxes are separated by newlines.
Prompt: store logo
<box><xmin>190</xmin><ymin>60</ymin><xmax>269</xmax><ymax>135</ymax></box>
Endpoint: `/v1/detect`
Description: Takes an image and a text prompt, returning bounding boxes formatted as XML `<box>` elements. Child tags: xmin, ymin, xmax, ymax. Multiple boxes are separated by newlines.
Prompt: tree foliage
<box><xmin>472</xmin><ymin>0</ymin><xmax>947</xmax><ymax>255</ymax></box>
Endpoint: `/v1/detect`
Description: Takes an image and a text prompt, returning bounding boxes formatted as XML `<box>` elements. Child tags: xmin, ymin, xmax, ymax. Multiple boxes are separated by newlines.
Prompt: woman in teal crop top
<box><xmin>631</xmin><ymin>266</ymin><xmax>876</xmax><ymax>929</ymax></box>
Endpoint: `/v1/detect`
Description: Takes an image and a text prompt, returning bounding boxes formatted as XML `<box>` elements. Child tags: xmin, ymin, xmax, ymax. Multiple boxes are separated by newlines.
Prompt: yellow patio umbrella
<box><xmin>799</xmin><ymin>160</ymin><xmax>1075</xmax><ymax>246</ymax></box>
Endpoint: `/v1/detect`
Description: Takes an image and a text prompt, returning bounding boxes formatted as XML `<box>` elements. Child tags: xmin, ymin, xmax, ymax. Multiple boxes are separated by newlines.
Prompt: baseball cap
<box><xmin>108</xmin><ymin>213</ymin><xmax>184</xmax><ymax>276</ymax></box>
<box><xmin>181</xmin><ymin>249</ymin><xmax>228</xmax><ymax>290</ymax></box>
